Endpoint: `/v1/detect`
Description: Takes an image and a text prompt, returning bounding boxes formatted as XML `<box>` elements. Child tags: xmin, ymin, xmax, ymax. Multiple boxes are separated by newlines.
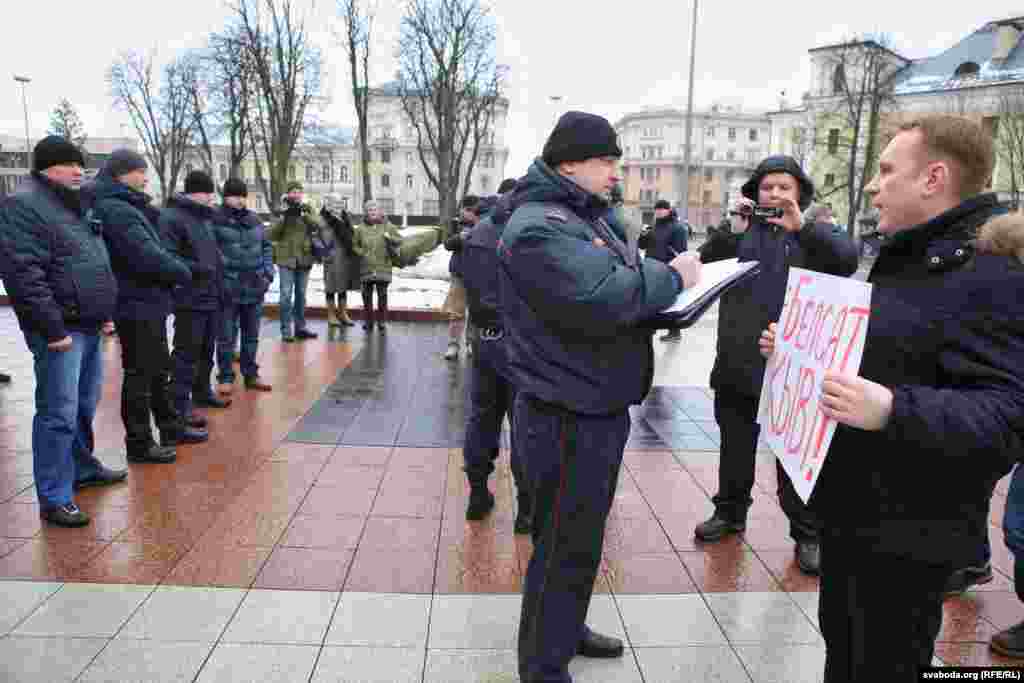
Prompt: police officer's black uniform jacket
<box><xmin>0</xmin><ymin>173</ymin><xmax>118</xmax><ymax>341</ymax></box>
<box><xmin>710</xmin><ymin>218</ymin><xmax>859</xmax><ymax>399</ymax></box>
<box><xmin>814</xmin><ymin>193</ymin><xmax>1024</xmax><ymax>567</ymax></box>
<box><xmin>498</xmin><ymin>159</ymin><xmax>683</xmax><ymax>416</ymax></box>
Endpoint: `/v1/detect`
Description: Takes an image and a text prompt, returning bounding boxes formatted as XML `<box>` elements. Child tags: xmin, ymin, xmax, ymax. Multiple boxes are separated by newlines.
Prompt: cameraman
<box><xmin>693</xmin><ymin>156</ymin><xmax>858</xmax><ymax>577</ymax></box>
<box><xmin>638</xmin><ymin>199</ymin><xmax>688</xmax><ymax>342</ymax></box>
<box><xmin>442</xmin><ymin>196</ymin><xmax>482</xmax><ymax>360</ymax></box>
<box><xmin>269</xmin><ymin>182</ymin><xmax>321</xmax><ymax>342</ymax></box>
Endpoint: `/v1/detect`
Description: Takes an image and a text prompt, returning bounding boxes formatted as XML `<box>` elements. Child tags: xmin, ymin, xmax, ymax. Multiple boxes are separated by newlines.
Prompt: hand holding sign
<box><xmin>820</xmin><ymin>372</ymin><xmax>893</xmax><ymax>432</ymax></box>
<box><xmin>756</xmin><ymin>268</ymin><xmax>873</xmax><ymax>503</ymax></box>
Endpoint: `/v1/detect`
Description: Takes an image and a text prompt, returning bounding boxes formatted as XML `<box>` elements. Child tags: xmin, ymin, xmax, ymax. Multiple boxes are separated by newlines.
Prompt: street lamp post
<box><xmin>680</xmin><ymin>0</ymin><xmax>698</xmax><ymax>225</ymax></box>
<box><xmin>549</xmin><ymin>95</ymin><xmax>563</xmax><ymax>133</ymax></box>
<box><xmin>13</xmin><ymin>75</ymin><xmax>32</xmax><ymax>172</ymax></box>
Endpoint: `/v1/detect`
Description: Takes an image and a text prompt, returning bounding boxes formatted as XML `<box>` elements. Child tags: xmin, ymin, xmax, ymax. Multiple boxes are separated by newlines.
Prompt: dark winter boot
<box><xmin>514</xmin><ymin>494</ymin><xmax>533</xmax><ymax>535</ymax></box>
<box><xmin>466</xmin><ymin>484</ymin><xmax>495</xmax><ymax>521</ymax></box>
<box><xmin>694</xmin><ymin>512</ymin><xmax>746</xmax><ymax>542</ymax></box>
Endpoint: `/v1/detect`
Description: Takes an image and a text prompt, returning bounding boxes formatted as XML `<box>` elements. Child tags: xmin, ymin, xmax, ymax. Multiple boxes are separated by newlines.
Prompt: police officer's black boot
<box><xmin>514</xmin><ymin>493</ymin><xmax>533</xmax><ymax>535</ymax></box>
<box><xmin>694</xmin><ymin>511</ymin><xmax>746</xmax><ymax>542</ymax></box>
<box><xmin>466</xmin><ymin>483</ymin><xmax>495</xmax><ymax>521</ymax></box>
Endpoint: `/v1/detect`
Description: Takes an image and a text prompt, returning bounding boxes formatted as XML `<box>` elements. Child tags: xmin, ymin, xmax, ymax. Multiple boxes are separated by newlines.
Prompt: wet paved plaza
<box><xmin>0</xmin><ymin>309</ymin><xmax>1019</xmax><ymax>681</ymax></box>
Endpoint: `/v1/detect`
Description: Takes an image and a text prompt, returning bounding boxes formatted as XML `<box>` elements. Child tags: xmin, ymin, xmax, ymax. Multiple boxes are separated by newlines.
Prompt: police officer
<box><xmin>458</xmin><ymin>178</ymin><xmax>532</xmax><ymax>532</ymax></box>
<box><xmin>499</xmin><ymin>112</ymin><xmax>701</xmax><ymax>683</ymax></box>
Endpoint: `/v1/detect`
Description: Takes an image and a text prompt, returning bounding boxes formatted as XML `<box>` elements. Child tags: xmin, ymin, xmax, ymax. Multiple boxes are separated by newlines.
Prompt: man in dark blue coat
<box><xmin>213</xmin><ymin>178</ymin><xmax>274</xmax><ymax>394</ymax></box>
<box><xmin>161</xmin><ymin>170</ymin><xmax>231</xmax><ymax>422</ymax></box>
<box><xmin>458</xmin><ymin>179</ymin><xmax>531</xmax><ymax>531</ymax></box>
<box><xmin>639</xmin><ymin>199</ymin><xmax>689</xmax><ymax>342</ymax></box>
<box><xmin>0</xmin><ymin>136</ymin><xmax>126</xmax><ymax>527</ymax></box>
<box><xmin>694</xmin><ymin>155</ymin><xmax>859</xmax><ymax>577</ymax></box>
<box><xmin>761</xmin><ymin>115</ymin><xmax>1024</xmax><ymax>680</ymax></box>
<box><xmin>93</xmin><ymin>149</ymin><xmax>206</xmax><ymax>460</ymax></box>
<box><xmin>500</xmin><ymin>112</ymin><xmax>702</xmax><ymax>683</ymax></box>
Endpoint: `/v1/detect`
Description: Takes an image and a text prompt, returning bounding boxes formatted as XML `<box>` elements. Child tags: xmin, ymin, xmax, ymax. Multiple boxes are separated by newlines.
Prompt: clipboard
<box><xmin>643</xmin><ymin>258</ymin><xmax>761</xmax><ymax>329</ymax></box>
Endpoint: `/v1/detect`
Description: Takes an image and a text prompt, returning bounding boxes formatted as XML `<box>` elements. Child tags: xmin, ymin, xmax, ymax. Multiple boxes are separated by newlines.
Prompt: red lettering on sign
<box><xmin>782</xmin><ymin>275</ymin><xmax>813</xmax><ymax>342</ymax></box>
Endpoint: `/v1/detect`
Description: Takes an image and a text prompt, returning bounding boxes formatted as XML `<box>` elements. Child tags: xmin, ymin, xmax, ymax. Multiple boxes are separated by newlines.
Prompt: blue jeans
<box><xmin>218</xmin><ymin>301</ymin><xmax>263</xmax><ymax>383</ymax></box>
<box><xmin>278</xmin><ymin>267</ymin><xmax>310</xmax><ymax>336</ymax></box>
<box><xmin>26</xmin><ymin>330</ymin><xmax>105</xmax><ymax>509</ymax></box>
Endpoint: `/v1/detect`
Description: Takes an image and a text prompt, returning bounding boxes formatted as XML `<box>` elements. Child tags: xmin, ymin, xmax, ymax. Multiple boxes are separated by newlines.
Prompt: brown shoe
<box><xmin>217</xmin><ymin>382</ymin><xmax>234</xmax><ymax>396</ymax></box>
<box><xmin>244</xmin><ymin>376</ymin><xmax>273</xmax><ymax>391</ymax></box>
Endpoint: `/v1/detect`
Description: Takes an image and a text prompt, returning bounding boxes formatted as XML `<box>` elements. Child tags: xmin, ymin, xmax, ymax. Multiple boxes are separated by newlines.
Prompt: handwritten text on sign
<box><xmin>756</xmin><ymin>268</ymin><xmax>873</xmax><ymax>503</ymax></box>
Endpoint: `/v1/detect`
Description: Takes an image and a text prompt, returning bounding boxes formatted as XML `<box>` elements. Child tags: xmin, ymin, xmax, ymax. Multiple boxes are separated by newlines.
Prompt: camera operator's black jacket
<box><xmin>813</xmin><ymin>193</ymin><xmax>1024</xmax><ymax>568</ymax></box>
<box><xmin>709</xmin><ymin>218</ymin><xmax>858</xmax><ymax>399</ymax></box>
<box><xmin>160</xmin><ymin>194</ymin><xmax>224</xmax><ymax>312</ymax></box>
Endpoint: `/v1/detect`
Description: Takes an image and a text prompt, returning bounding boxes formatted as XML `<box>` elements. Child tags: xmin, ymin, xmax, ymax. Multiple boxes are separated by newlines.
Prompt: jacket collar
<box><xmin>29</xmin><ymin>172</ymin><xmax>83</xmax><ymax>216</ymax></box>
<box><xmin>878</xmin><ymin>193</ymin><xmax>1000</xmax><ymax>271</ymax></box>
<box><xmin>168</xmin><ymin>193</ymin><xmax>215</xmax><ymax>219</ymax></box>
<box><xmin>513</xmin><ymin>158</ymin><xmax>610</xmax><ymax>223</ymax></box>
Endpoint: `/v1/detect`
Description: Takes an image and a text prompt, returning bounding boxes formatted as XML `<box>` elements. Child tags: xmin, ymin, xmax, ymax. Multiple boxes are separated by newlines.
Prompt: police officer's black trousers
<box><xmin>712</xmin><ymin>389</ymin><xmax>820</xmax><ymax>542</ymax></box>
<box><xmin>463</xmin><ymin>337</ymin><xmax>526</xmax><ymax>495</ymax></box>
<box><xmin>116</xmin><ymin>315</ymin><xmax>178</xmax><ymax>456</ymax></box>
<box><xmin>170</xmin><ymin>309</ymin><xmax>219</xmax><ymax>415</ymax></box>
<box><xmin>515</xmin><ymin>393</ymin><xmax>629</xmax><ymax>683</ymax></box>
<box><xmin>819</xmin><ymin>527</ymin><xmax>949</xmax><ymax>682</ymax></box>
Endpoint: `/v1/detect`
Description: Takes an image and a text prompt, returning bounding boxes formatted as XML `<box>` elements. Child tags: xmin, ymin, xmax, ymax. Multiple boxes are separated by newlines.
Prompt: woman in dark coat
<box><xmin>319</xmin><ymin>206</ymin><xmax>360</xmax><ymax>326</ymax></box>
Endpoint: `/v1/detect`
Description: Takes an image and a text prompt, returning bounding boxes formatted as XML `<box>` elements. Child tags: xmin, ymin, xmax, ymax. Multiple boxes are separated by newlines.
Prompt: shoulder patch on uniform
<box><xmin>544</xmin><ymin>210</ymin><xmax>569</xmax><ymax>223</ymax></box>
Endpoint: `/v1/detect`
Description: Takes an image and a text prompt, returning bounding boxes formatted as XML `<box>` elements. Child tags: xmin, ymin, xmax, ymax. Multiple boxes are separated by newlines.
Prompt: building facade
<box><xmin>616</xmin><ymin>105</ymin><xmax>771</xmax><ymax>229</ymax></box>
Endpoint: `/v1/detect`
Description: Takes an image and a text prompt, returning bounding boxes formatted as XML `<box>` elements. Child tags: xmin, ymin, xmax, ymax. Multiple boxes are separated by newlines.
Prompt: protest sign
<box><xmin>756</xmin><ymin>268</ymin><xmax>873</xmax><ymax>503</ymax></box>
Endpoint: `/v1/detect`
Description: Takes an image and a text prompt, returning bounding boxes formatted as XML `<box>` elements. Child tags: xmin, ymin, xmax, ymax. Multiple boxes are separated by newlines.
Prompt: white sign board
<box><xmin>756</xmin><ymin>268</ymin><xmax>873</xmax><ymax>503</ymax></box>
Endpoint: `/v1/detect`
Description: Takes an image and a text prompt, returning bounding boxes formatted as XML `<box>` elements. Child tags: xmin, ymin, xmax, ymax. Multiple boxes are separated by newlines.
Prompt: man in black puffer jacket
<box><xmin>0</xmin><ymin>136</ymin><xmax>126</xmax><ymax>527</ymax></box>
<box><xmin>93</xmin><ymin>149</ymin><xmax>206</xmax><ymax>462</ymax></box>
<box><xmin>639</xmin><ymin>199</ymin><xmax>689</xmax><ymax>342</ymax></box>
<box><xmin>161</xmin><ymin>170</ymin><xmax>231</xmax><ymax>422</ymax></box>
<box><xmin>693</xmin><ymin>155</ymin><xmax>859</xmax><ymax>579</ymax></box>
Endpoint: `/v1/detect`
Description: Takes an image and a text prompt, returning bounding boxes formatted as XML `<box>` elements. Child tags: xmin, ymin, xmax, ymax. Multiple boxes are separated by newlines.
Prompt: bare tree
<box><xmin>396</xmin><ymin>0</ymin><xmax>506</xmax><ymax>225</ymax></box>
<box><xmin>48</xmin><ymin>99</ymin><xmax>88</xmax><ymax>147</ymax></box>
<box><xmin>229</xmin><ymin>0</ymin><xmax>325</xmax><ymax>211</ymax></box>
<box><xmin>816</xmin><ymin>36</ymin><xmax>906</xmax><ymax>234</ymax></box>
<box><xmin>995</xmin><ymin>89</ymin><xmax>1024</xmax><ymax>209</ymax></box>
<box><xmin>107</xmin><ymin>50</ymin><xmax>197</xmax><ymax>204</ymax></box>
<box><xmin>338</xmin><ymin>0</ymin><xmax>375</xmax><ymax>204</ymax></box>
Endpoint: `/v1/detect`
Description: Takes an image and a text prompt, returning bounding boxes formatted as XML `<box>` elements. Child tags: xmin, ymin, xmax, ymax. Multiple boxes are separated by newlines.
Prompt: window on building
<box><xmin>481</xmin><ymin>175</ymin><xmax>490</xmax><ymax>192</ymax></box>
<box><xmin>655</xmin><ymin>167</ymin><xmax>661</xmax><ymax>180</ymax></box>
<box><xmin>424</xmin><ymin>199</ymin><xmax>439</xmax><ymax>215</ymax></box>
<box><xmin>339</xmin><ymin>165</ymin><xmax>349</xmax><ymax>183</ymax></box>
<box><xmin>322</xmin><ymin>165</ymin><xmax>331</xmax><ymax>183</ymax></box>
<box><xmin>728</xmin><ymin>127</ymin><xmax>737</xmax><ymax>141</ymax></box>
<box><xmin>380</xmin><ymin>198</ymin><xmax>394</xmax><ymax>213</ymax></box>
<box><xmin>725</xmin><ymin>170</ymin><xmax>735</xmax><ymax>183</ymax></box>
<box><xmin>483</xmin><ymin>152</ymin><xmax>494</xmax><ymax>168</ymax></box>
<box><xmin>746</xmin><ymin>148</ymin><xmax>760</xmax><ymax>163</ymax></box>
<box><xmin>381</xmin><ymin>174</ymin><xmax>390</xmax><ymax>188</ymax></box>
<box><xmin>406</xmin><ymin>174</ymin><xmax>414</xmax><ymax>189</ymax></box>
<box><xmin>703</xmin><ymin>190</ymin><xmax>712</xmax><ymax>205</ymax></box>
<box><xmin>706</xmin><ymin>148</ymin><xmax>715</xmax><ymax>161</ymax></box>
<box><xmin>726</xmin><ymin>149</ymin><xmax>736</xmax><ymax>161</ymax></box>
<box><xmin>305</xmin><ymin>164</ymin><xmax>314</xmax><ymax>183</ymax></box>
<box><xmin>833</xmin><ymin>65</ymin><xmax>846</xmax><ymax>95</ymax></box>
<box><xmin>954</xmin><ymin>62</ymin><xmax>980</xmax><ymax>79</ymax></box>
<box><xmin>219</xmin><ymin>163</ymin><xmax>227</xmax><ymax>180</ymax></box>
<box><xmin>254</xmin><ymin>195</ymin><xmax>263</xmax><ymax>210</ymax></box>
<box><xmin>723</xmin><ymin>192</ymin><xmax>730</xmax><ymax>207</ymax></box>
<box><xmin>749</xmin><ymin>128</ymin><xmax>759</xmax><ymax>142</ymax></box>
<box><xmin>339</xmin><ymin>197</ymin><xmax>349</xmax><ymax>210</ymax></box>
<box><xmin>289</xmin><ymin>165</ymin><xmax>297</xmax><ymax>181</ymax></box>
<box><xmin>381</xmin><ymin>149</ymin><xmax>391</xmax><ymax>164</ymax></box>
<box><xmin>828</xmin><ymin>129</ymin><xmax>840</xmax><ymax>155</ymax></box>
<box><xmin>824</xmin><ymin>173</ymin><xmax>835</xmax><ymax>187</ymax></box>
<box><xmin>406</xmin><ymin>152</ymin><xmax>414</xmax><ymax>165</ymax></box>
<box><xmin>704</xmin><ymin>168</ymin><xmax>713</xmax><ymax>182</ymax></box>
<box><xmin>706</xmin><ymin>126</ymin><xmax>715</xmax><ymax>137</ymax></box>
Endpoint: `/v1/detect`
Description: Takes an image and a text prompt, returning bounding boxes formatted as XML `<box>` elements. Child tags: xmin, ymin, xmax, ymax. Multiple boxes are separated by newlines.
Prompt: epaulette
<box><xmin>545</xmin><ymin>209</ymin><xmax>569</xmax><ymax>224</ymax></box>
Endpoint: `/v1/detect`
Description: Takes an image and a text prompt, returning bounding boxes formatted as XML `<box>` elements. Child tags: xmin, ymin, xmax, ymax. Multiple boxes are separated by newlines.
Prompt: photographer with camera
<box><xmin>693</xmin><ymin>155</ymin><xmax>859</xmax><ymax>577</ymax></box>
<box><xmin>442</xmin><ymin>196</ymin><xmax>483</xmax><ymax>360</ymax></box>
<box><xmin>269</xmin><ymin>181</ymin><xmax>322</xmax><ymax>343</ymax></box>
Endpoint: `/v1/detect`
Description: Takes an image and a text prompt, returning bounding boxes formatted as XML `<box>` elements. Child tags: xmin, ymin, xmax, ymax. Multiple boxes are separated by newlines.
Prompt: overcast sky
<box><xmin>1</xmin><ymin>1</ymin><xmax>1020</xmax><ymax>178</ymax></box>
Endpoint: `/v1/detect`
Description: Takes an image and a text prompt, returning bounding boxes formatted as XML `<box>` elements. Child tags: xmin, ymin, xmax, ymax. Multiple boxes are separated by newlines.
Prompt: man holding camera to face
<box><xmin>693</xmin><ymin>156</ymin><xmax>859</xmax><ymax>577</ymax></box>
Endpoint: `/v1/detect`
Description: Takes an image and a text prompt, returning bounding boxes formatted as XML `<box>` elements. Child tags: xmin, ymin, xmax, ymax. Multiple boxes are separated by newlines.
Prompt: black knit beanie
<box><xmin>184</xmin><ymin>170</ymin><xmax>215</xmax><ymax>195</ymax></box>
<box><xmin>741</xmin><ymin>155</ymin><xmax>816</xmax><ymax>211</ymax></box>
<box><xmin>33</xmin><ymin>136</ymin><xmax>86</xmax><ymax>172</ymax></box>
<box><xmin>104</xmin><ymin>148</ymin><xmax>148</xmax><ymax>179</ymax></box>
<box><xmin>222</xmin><ymin>177</ymin><xmax>248</xmax><ymax>198</ymax></box>
<box><xmin>542</xmin><ymin>111</ymin><xmax>622</xmax><ymax>167</ymax></box>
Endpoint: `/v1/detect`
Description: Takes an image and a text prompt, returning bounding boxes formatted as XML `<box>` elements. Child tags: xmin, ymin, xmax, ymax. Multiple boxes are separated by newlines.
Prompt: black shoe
<box><xmin>194</xmin><ymin>393</ymin><xmax>231</xmax><ymax>408</ymax></box>
<box><xmin>944</xmin><ymin>563</ymin><xmax>994</xmax><ymax>597</ymax></box>
<box><xmin>185</xmin><ymin>412</ymin><xmax>208</xmax><ymax>429</ymax></box>
<box><xmin>295</xmin><ymin>329</ymin><xmax>318</xmax><ymax>339</ymax></box>
<box><xmin>161</xmin><ymin>427</ymin><xmax>208</xmax><ymax>447</ymax></box>
<box><xmin>578</xmin><ymin>628</ymin><xmax>624</xmax><ymax>658</ymax></box>
<box><xmin>127</xmin><ymin>443</ymin><xmax>177</xmax><ymax>463</ymax></box>
<box><xmin>40</xmin><ymin>502</ymin><xmax>90</xmax><ymax>527</ymax></box>
<box><xmin>514</xmin><ymin>511</ymin><xmax>533</xmax><ymax>535</ymax></box>
<box><xmin>0</xmin><ymin>372</ymin><xmax>10</xmax><ymax>383</ymax></box>
<box><xmin>660</xmin><ymin>330</ymin><xmax>682</xmax><ymax>342</ymax></box>
<box><xmin>74</xmin><ymin>465</ymin><xmax>128</xmax><ymax>489</ymax></box>
<box><xmin>282</xmin><ymin>335</ymin><xmax>295</xmax><ymax>343</ymax></box>
<box><xmin>795</xmin><ymin>541</ymin><xmax>821</xmax><ymax>576</ymax></box>
<box><xmin>991</xmin><ymin>620</ymin><xmax>1024</xmax><ymax>659</ymax></box>
<box><xmin>694</xmin><ymin>514</ymin><xmax>745</xmax><ymax>542</ymax></box>
<box><xmin>465</xmin><ymin>487</ymin><xmax>495</xmax><ymax>521</ymax></box>
<box><xmin>363</xmin><ymin>321</ymin><xmax>374</xmax><ymax>331</ymax></box>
